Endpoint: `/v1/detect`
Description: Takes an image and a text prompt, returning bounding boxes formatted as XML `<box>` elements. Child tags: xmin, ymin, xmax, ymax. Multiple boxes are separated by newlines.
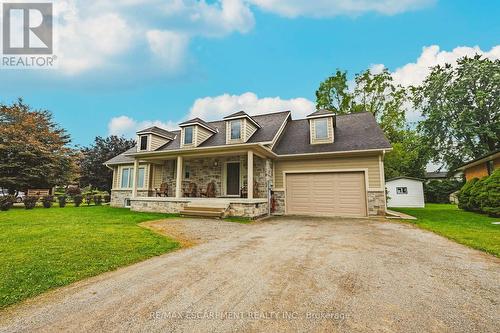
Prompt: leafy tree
<box><xmin>415</xmin><ymin>55</ymin><xmax>500</xmax><ymax>171</ymax></box>
<box><xmin>384</xmin><ymin>130</ymin><xmax>430</xmax><ymax>180</ymax></box>
<box><xmin>0</xmin><ymin>99</ymin><xmax>75</xmax><ymax>193</ymax></box>
<box><xmin>353</xmin><ymin>68</ymin><xmax>407</xmax><ymax>142</ymax></box>
<box><xmin>315</xmin><ymin>70</ymin><xmax>354</xmax><ymax>114</ymax></box>
<box><xmin>79</xmin><ymin>136</ymin><xmax>135</xmax><ymax>192</ymax></box>
<box><xmin>424</xmin><ymin>178</ymin><xmax>463</xmax><ymax>204</ymax></box>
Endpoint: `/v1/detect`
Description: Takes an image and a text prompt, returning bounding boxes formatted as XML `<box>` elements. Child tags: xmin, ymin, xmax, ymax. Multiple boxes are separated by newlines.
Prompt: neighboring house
<box><xmin>386</xmin><ymin>177</ymin><xmax>425</xmax><ymax>208</ymax></box>
<box><xmin>424</xmin><ymin>171</ymin><xmax>448</xmax><ymax>181</ymax></box>
<box><xmin>456</xmin><ymin>150</ymin><xmax>500</xmax><ymax>181</ymax></box>
<box><xmin>105</xmin><ymin>110</ymin><xmax>392</xmax><ymax>218</ymax></box>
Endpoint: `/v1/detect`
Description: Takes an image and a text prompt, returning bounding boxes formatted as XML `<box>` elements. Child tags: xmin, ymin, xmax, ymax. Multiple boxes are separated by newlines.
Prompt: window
<box><xmin>121</xmin><ymin>167</ymin><xmax>145</xmax><ymax>188</ymax></box>
<box><xmin>124</xmin><ymin>198</ymin><xmax>131</xmax><ymax>208</ymax></box>
<box><xmin>137</xmin><ymin>167</ymin><xmax>145</xmax><ymax>188</ymax></box>
<box><xmin>315</xmin><ymin>118</ymin><xmax>328</xmax><ymax>139</ymax></box>
<box><xmin>230</xmin><ymin>120</ymin><xmax>241</xmax><ymax>140</ymax></box>
<box><xmin>487</xmin><ymin>160</ymin><xmax>494</xmax><ymax>175</ymax></box>
<box><xmin>184</xmin><ymin>166</ymin><xmax>190</xmax><ymax>179</ymax></box>
<box><xmin>139</xmin><ymin>135</ymin><xmax>148</xmax><ymax>150</ymax></box>
<box><xmin>396</xmin><ymin>187</ymin><xmax>408</xmax><ymax>195</ymax></box>
<box><xmin>121</xmin><ymin>168</ymin><xmax>132</xmax><ymax>188</ymax></box>
<box><xmin>184</xmin><ymin>126</ymin><xmax>193</xmax><ymax>144</ymax></box>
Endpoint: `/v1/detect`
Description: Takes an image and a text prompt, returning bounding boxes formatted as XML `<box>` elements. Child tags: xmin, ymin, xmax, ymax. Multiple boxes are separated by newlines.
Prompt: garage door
<box><xmin>285</xmin><ymin>172</ymin><xmax>367</xmax><ymax>217</ymax></box>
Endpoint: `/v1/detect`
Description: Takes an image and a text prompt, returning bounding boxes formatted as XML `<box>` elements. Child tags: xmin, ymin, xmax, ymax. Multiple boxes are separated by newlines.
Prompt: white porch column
<box><xmin>247</xmin><ymin>150</ymin><xmax>253</xmax><ymax>199</ymax></box>
<box><xmin>175</xmin><ymin>156</ymin><xmax>183</xmax><ymax>198</ymax></box>
<box><xmin>132</xmin><ymin>159</ymin><xmax>139</xmax><ymax>198</ymax></box>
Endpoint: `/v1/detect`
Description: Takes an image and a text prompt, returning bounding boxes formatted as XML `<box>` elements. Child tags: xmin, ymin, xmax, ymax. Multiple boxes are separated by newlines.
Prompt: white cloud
<box><xmin>49</xmin><ymin>0</ymin><xmax>255</xmax><ymax>75</ymax></box>
<box><xmin>188</xmin><ymin>92</ymin><xmax>315</xmax><ymax>120</ymax></box>
<box><xmin>107</xmin><ymin>91</ymin><xmax>316</xmax><ymax>137</ymax></box>
<box><xmin>247</xmin><ymin>0</ymin><xmax>434</xmax><ymax>17</ymax></box>
<box><xmin>375</xmin><ymin>45</ymin><xmax>500</xmax><ymax>87</ymax></box>
<box><xmin>108</xmin><ymin>115</ymin><xmax>177</xmax><ymax>138</ymax></box>
<box><xmin>146</xmin><ymin>30</ymin><xmax>189</xmax><ymax>72</ymax></box>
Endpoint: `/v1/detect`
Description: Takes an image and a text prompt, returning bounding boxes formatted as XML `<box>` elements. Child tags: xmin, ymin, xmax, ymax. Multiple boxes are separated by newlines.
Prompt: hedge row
<box><xmin>0</xmin><ymin>194</ymin><xmax>111</xmax><ymax>211</ymax></box>
<box><xmin>458</xmin><ymin>169</ymin><xmax>500</xmax><ymax>217</ymax></box>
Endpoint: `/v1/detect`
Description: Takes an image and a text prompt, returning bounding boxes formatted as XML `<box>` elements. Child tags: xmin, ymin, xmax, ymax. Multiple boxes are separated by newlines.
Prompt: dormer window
<box><xmin>139</xmin><ymin>135</ymin><xmax>148</xmax><ymax>151</ymax></box>
<box><xmin>184</xmin><ymin>126</ymin><xmax>193</xmax><ymax>145</ymax></box>
<box><xmin>230</xmin><ymin>120</ymin><xmax>241</xmax><ymax>140</ymax></box>
<box><xmin>314</xmin><ymin>118</ymin><xmax>328</xmax><ymax>140</ymax></box>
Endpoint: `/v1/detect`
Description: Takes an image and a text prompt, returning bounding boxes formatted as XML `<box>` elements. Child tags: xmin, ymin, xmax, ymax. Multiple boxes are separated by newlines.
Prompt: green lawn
<box><xmin>391</xmin><ymin>204</ymin><xmax>500</xmax><ymax>257</ymax></box>
<box><xmin>0</xmin><ymin>206</ymin><xmax>179</xmax><ymax>309</ymax></box>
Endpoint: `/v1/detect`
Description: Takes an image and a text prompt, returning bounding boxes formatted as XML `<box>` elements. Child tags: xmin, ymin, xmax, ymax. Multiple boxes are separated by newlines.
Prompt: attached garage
<box><xmin>285</xmin><ymin>172</ymin><xmax>367</xmax><ymax>217</ymax></box>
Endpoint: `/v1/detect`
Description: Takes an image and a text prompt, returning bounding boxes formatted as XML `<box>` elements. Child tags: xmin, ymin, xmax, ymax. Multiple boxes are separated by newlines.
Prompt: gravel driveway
<box><xmin>1</xmin><ymin>217</ymin><xmax>499</xmax><ymax>333</ymax></box>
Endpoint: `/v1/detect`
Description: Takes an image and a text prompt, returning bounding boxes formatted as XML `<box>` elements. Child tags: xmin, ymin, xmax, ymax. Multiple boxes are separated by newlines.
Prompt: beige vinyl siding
<box><xmin>244</xmin><ymin>118</ymin><xmax>257</xmax><ymax>141</ymax></box>
<box><xmin>114</xmin><ymin>164</ymin><xmax>150</xmax><ymax>190</ymax></box>
<box><xmin>274</xmin><ymin>155</ymin><xmax>382</xmax><ymax>189</ymax></box>
<box><xmin>150</xmin><ymin>135</ymin><xmax>169</xmax><ymax>150</ymax></box>
<box><xmin>310</xmin><ymin>117</ymin><xmax>334</xmax><ymax>144</ymax></box>
<box><xmin>112</xmin><ymin>166</ymin><xmax>119</xmax><ymax>189</ymax></box>
<box><xmin>196</xmin><ymin>126</ymin><xmax>213</xmax><ymax>146</ymax></box>
<box><xmin>226</xmin><ymin>119</ymin><xmax>244</xmax><ymax>144</ymax></box>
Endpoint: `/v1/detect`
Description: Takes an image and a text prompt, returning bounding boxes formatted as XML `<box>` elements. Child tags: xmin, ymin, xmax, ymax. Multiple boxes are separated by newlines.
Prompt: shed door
<box><xmin>285</xmin><ymin>172</ymin><xmax>367</xmax><ymax>217</ymax></box>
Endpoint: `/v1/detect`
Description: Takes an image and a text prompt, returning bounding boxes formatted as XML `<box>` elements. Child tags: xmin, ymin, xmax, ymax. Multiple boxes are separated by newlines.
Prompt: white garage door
<box><xmin>285</xmin><ymin>172</ymin><xmax>367</xmax><ymax>217</ymax></box>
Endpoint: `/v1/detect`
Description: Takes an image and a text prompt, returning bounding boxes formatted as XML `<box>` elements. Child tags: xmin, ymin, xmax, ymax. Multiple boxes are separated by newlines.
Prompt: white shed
<box><xmin>386</xmin><ymin>177</ymin><xmax>425</xmax><ymax>208</ymax></box>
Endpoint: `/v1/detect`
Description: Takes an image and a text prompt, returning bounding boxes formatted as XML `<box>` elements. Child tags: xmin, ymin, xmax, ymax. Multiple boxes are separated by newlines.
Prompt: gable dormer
<box><xmin>136</xmin><ymin>126</ymin><xmax>176</xmax><ymax>152</ymax></box>
<box><xmin>307</xmin><ymin>109</ymin><xmax>335</xmax><ymax>145</ymax></box>
<box><xmin>178</xmin><ymin>118</ymin><xmax>217</xmax><ymax>148</ymax></box>
<box><xmin>223</xmin><ymin>111</ymin><xmax>261</xmax><ymax>144</ymax></box>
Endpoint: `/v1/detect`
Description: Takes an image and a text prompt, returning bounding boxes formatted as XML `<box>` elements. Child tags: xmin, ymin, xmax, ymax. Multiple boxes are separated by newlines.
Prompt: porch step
<box><xmin>180</xmin><ymin>205</ymin><xmax>227</xmax><ymax>218</ymax></box>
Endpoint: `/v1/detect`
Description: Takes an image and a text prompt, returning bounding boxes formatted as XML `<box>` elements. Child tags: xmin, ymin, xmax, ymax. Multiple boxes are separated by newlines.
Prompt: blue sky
<box><xmin>0</xmin><ymin>0</ymin><xmax>499</xmax><ymax>146</ymax></box>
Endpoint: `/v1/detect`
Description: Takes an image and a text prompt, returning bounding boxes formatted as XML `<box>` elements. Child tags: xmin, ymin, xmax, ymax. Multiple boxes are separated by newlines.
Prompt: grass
<box><xmin>0</xmin><ymin>206</ymin><xmax>179</xmax><ymax>309</ymax></box>
<box><xmin>391</xmin><ymin>204</ymin><xmax>500</xmax><ymax>257</ymax></box>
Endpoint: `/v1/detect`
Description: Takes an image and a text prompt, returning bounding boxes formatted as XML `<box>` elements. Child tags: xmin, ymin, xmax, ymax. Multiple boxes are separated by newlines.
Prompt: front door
<box><xmin>226</xmin><ymin>162</ymin><xmax>240</xmax><ymax>196</ymax></box>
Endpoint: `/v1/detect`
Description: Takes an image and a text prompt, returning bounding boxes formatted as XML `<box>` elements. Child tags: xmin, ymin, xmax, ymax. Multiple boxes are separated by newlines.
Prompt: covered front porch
<box><xmin>120</xmin><ymin>149</ymin><xmax>273</xmax><ymax>218</ymax></box>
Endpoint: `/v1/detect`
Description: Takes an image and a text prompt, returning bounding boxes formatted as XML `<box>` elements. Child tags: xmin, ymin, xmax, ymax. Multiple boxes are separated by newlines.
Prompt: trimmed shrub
<box><xmin>23</xmin><ymin>196</ymin><xmax>38</xmax><ymax>209</ymax></box>
<box><xmin>73</xmin><ymin>194</ymin><xmax>83</xmax><ymax>207</ymax></box>
<box><xmin>66</xmin><ymin>185</ymin><xmax>81</xmax><ymax>196</ymax></box>
<box><xmin>103</xmin><ymin>194</ymin><xmax>111</xmax><ymax>203</ymax></box>
<box><xmin>85</xmin><ymin>194</ymin><xmax>92</xmax><ymax>206</ymax></box>
<box><xmin>424</xmin><ymin>179</ymin><xmax>463</xmax><ymax>204</ymax></box>
<box><xmin>93</xmin><ymin>195</ymin><xmax>103</xmax><ymax>206</ymax></box>
<box><xmin>458</xmin><ymin>169</ymin><xmax>500</xmax><ymax>217</ymax></box>
<box><xmin>0</xmin><ymin>195</ymin><xmax>16</xmax><ymax>211</ymax></box>
<box><xmin>58</xmin><ymin>195</ymin><xmax>67</xmax><ymax>208</ymax></box>
<box><xmin>41</xmin><ymin>195</ymin><xmax>54</xmax><ymax>208</ymax></box>
<box><xmin>480</xmin><ymin>169</ymin><xmax>500</xmax><ymax>217</ymax></box>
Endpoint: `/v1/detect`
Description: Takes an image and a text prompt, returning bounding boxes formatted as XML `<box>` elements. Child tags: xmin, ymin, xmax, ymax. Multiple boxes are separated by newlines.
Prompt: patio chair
<box><xmin>183</xmin><ymin>182</ymin><xmax>198</xmax><ymax>197</ymax></box>
<box><xmin>155</xmin><ymin>182</ymin><xmax>168</xmax><ymax>197</ymax></box>
<box><xmin>200</xmin><ymin>181</ymin><xmax>216</xmax><ymax>198</ymax></box>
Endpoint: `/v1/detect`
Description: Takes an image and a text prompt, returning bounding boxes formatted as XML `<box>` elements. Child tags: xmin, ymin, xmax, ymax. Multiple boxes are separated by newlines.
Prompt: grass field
<box><xmin>0</xmin><ymin>206</ymin><xmax>179</xmax><ymax>309</ymax></box>
<box><xmin>391</xmin><ymin>204</ymin><xmax>499</xmax><ymax>257</ymax></box>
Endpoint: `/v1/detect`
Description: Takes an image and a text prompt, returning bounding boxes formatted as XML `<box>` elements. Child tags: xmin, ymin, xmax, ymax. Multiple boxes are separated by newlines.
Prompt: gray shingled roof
<box><xmin>272</xmin><ymin>112</ymin><xmax>391</xmax><ymax>155</ymax></box>
<box><xmin>178</xmin><ymin>117</ymin><xmax>217</xmax><ymax>133</ymax></box>
<box><xmin>136</xmin><ymin>126</ymin><xmax>176</xmax><ymax>139</ymax></box>
<box><xmin>307</xmin><ymin>109</ymin><xmax>334</xmax><ymax>117</ymax></box>
<box><xmin>425</xmin><ymin>171</ymin><xmax>448</xmax><ymax>179</ymax></box>
<box><xmin>223</xmin><ymin>110</ymin><xmax>261</xmax><ymax>128</ymax></box>
<box><xmin>104</xmin><ymin>146</ymin><xmax>137</xmax><ymax>165</ymax></box>
<box><xmin>155</xmin><ymin>111</ymin><xmax>290</xmax><ymax>151</ymax></box>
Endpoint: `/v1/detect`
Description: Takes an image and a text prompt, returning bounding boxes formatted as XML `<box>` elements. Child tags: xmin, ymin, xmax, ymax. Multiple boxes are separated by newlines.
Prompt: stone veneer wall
<box><xmin>111</xmin><ymin>190</ymin><xmax>149</xmax><ymax>207</ymax></box>
<box><xmin>367</xmin><ymin>191</ymin><xmax>386</xmax><ymax>216</ymax></box>
<box><xmin>129</xmin><ymin>199</ymin><xmax>268</xmax><ymax>219</ymax></box>
<box><xmin>271</xmin><ymin>190</ymin><xmax>285</xmax><ymax>215</ymax></box>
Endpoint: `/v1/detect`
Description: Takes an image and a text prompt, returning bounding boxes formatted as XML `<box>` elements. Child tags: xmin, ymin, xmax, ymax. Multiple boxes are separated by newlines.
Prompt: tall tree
<box><xmin>315</xmin><ymin>70</ymin><xmax>354</xmax><ymax>114</ymax></box>
<box><xmin>0</xmin><ymin>99</ymin><xmax>75</xmax><ymax>193</ymax></box>
<box><xmin>415</xmin><ymin>55</ymin><xmax>500</xmax><ymax>170</ymax></box>
<box><xmin>384</xmin><ymin>130</ymin><xmax>431</xmax><ymax>180</ymax></box>
<box><xmin>353</xmin><ymin>68</ymin><xmax>407</xmax><ymax>142</ymax></box>
<box><xmin>79</xmin><ymin>136</ymin><xmax>135</xmax><ymax>192</ymax></box>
